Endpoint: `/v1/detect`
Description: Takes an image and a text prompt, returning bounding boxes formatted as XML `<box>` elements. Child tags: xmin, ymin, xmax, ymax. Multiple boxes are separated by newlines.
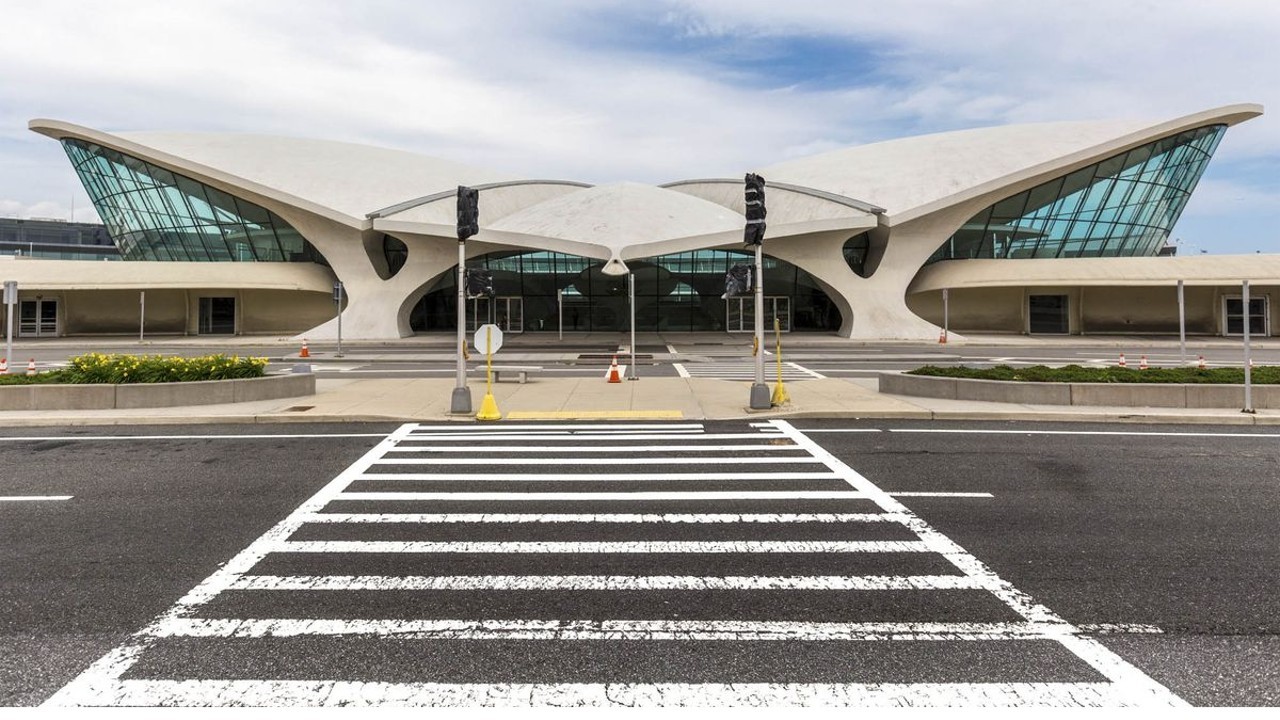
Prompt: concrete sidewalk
<box><xmin>0</xmin><ymin>375</ymin><xmax>1275</xmax><ymax>427</ymax></box>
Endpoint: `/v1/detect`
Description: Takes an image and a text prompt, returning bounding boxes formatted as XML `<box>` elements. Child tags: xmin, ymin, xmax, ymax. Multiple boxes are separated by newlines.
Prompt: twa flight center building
<box><xmin>11</xmin><ymin>103</ymin><xmax>1278</xmax><ymax>341</ymax></box>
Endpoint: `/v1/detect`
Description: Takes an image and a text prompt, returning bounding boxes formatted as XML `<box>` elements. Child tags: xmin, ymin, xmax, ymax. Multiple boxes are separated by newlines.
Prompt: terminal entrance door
<box><xmin>469</xmin><ymin>296</ymin><xmax>524</xmax><ymax>333</ymax></box>
<box><xmin>726</xmin><ymin>296</ymin><xmax>790</xmax><ymax>333</ymax></box>
<box><xmin>198</xmin><ymin>297</ymin><xmax>236</xmax><ymax>335</ymax></box>
<box><xmin>1028</xmin><ymin>294</ymin><xmax>1069</xmax><ymax>334</ymax></box>
<box><xmin>18</xmin><ymin>298</ymin><xmax>58</xmax><ymax>337</ymax></box>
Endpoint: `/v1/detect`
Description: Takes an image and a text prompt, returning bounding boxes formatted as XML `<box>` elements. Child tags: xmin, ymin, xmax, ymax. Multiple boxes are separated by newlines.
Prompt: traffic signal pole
<box><xmin>451</xmin><ymin>186</ymin><xmax>479</xmax><ymax>415</ymax></box>
<box><xmin>750</xmin><ymin>239</ymin><xmax>769</xmax><ymax>408</ymax></box>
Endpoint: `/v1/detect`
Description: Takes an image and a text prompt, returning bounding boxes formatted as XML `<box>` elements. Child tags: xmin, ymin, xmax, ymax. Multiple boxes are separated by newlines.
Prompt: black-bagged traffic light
<box><xmin>465</xmin><ymin>268</ymin><xmax>495</xmax><ymax>298</ymax></box>
<box><xmin>744</xmin><ymin>172</ymin><xmax>766</xmax><ymax>245</ymax></box>
<box><xmin>721</xmin><ymin>264</ymin><xmax>753</xmax><ymax>298</ymax></box>
<box><xmin>457</xmin><ymin>185</ymin><xmax>479</xmax><ymax>241</ymax></box>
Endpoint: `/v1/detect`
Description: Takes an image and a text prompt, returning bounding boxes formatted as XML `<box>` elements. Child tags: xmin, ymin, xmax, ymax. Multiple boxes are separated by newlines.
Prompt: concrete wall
<box><xmin>0</xmin><ymin>373</ymin><xmax>314</xmax><ymax>410</ymax></box>
<box><xmin>881</xmin><ymin>372</ymin><xmax>1280</xmax><ymax>408</ymax></box>
<box><xmin>239</xmin><ymin>289</ymin><xmax>336</xmax><ymax>334</ymax></box>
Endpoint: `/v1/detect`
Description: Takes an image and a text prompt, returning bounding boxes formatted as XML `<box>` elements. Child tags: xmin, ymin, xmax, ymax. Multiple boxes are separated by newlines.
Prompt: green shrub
<box><xmin>0</xmin><ymin>353</ymin><xmax>268</xmax><ymax>385</ymax></box>
<box><xmin>907</xmin><ymin>364</ymin><xmax>1280</xmax><ymax>384</ymax></box>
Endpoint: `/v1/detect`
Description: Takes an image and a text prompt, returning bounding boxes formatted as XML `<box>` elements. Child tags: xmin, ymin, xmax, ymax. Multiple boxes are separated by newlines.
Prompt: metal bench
<box><xmin>472</xmin><ymin>365</ymin><xmax>541</xmax><ymax>384</ymax></box>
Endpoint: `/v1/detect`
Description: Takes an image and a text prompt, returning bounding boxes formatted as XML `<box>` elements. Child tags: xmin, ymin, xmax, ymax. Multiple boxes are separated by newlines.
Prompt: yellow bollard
<box><xmin>476</xmin><ymin>326</ymin><xmax>502</xmax><ymax>421</ymax></box>
<box><xmin>770</xmin><ymin>317</ymin><xmax>789</xmax><ymax>406</ymax></box>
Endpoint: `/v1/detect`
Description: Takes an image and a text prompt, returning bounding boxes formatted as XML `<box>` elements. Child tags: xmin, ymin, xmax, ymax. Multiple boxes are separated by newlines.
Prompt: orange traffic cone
<box><xmin>26</xmin><ymin>359</ymin><xmax>36</xmax><ymax>376</ymax></box>
<box><xmin>1139</xmin><ymin>355</ymin><xmax>1149</xmax><ymax>370</ymax></box>
<box><xmin>937</xmin><ymin>328</ymin><xmax>947</xmax><ymax>344</ymax></box>
<box><xmin>607</xmin><ymin>355</ymin><xmax>622</xmax><ymax>383</ymax></box>
<box><xmin>299</xmin><ymin>339</ymin><xmax>310</xmax><ymax>358</ymax></box>
<box><xmin>1118</xmin><ymin>353</ymin><xmax>1126</xmax><ymax>368</ymax></box>
<box><xmin>1198</xmin><ymin>355</ymin><xmax>1206</xmax><ymax>370</ymax></box>
<box><xmin>0</xmin><ymin>357</ymin><xmax>7</xmax><ymax>375</ymax></box>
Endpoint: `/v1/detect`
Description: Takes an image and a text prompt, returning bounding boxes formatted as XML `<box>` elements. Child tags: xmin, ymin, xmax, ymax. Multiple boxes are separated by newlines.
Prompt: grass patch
<box><xmin>907</xmin><ymin>364</ymin><xmax>1280</xmax><ymax>384</ymax></box>
<box><xmin>0</xmin><ymin>353</ymin><xmax>268</xmax><ymax>385</ymax></box>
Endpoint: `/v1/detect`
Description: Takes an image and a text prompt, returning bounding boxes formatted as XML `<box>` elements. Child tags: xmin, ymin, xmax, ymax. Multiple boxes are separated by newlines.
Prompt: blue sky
<box><xmin>1</xmin><ymin>0</ymin><xmax>1278</xmax><ymax>254</ymax></box>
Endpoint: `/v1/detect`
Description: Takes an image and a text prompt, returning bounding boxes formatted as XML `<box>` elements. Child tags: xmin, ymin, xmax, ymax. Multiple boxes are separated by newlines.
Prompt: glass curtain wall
<box><xmin>410</xmin><ymin>250</ymin><xmax>841</xmax><ymax>333</ymax></box>
<box><xmin>928</xmin><ymin>125</ymin><xmax>1226</xmax><ymax>263</ymax></box>
<box><xmin>60</xmin><ymin>139</ymin><xmax>326</xmax><ymax>264</ymax></box>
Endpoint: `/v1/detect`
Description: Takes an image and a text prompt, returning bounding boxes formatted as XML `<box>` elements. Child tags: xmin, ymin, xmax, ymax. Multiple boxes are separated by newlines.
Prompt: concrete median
<box><xmin>881</xmin><ymin>372</ymin><xmax>1280</xmax><ymax>408</ymax></box>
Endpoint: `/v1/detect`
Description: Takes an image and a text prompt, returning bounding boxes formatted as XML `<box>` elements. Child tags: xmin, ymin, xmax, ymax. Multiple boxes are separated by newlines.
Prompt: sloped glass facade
<box><xmin>61</xmin><ymin>139</ymin><xmax>326</xmax><ymax>263</ymax></box>
<box><xmin>928</xmin><ymin>125</ymin><xmax>1225</xmax><ymax>263</ymax></box>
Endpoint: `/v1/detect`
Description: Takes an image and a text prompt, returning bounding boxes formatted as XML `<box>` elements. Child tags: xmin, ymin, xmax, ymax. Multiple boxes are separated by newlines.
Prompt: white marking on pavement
<box><xmin>786</xmin><ymin>361</ymin><xmax>827</xmax><ymax>379</ymax></box>
<box><xmin>385</xmin><ymin>444</ymin><xmax>800</xmax><ymax>453</ymax></box>
<box><xmin>409</xmin><ymin>424</ymin><xmax>704</xmax><ymax>431</ymax></box>
<box><xmin>673</xmin><ymin>362</ymin><xmax>691</xmax><ymax>378</ymax></box>
<box><xmin>298</xmin><ymin>512</ymin><xmax>907</xmax><ymax>524</ymax></box>
<box><xmin>0</xmin><ymin>433</ymin><xmax>391</xmax><ymax>442</ymax></box>
<box><xmin>59</xmin><ymin>680</ymin><xmax>1172</xmax><ymax>707</ymax></box>
<box><xmin>885</xmin><ymin>429</ymin><xmax>1280</xmax><ymax>439</ymax></box>
<box><xmin>352</xmin><ymin>471</ymin><xmax>838</xmax><ymax>481</ymax></box>
<box><xmin>398</xmin><ymin>433</ymin><xmax>760</xmax><ymax>441</ymax></box>
<box><xmin>371</xmin><ymin>456</ymin><xmax>823</xmax><ymax>465</ymax></box>
<box><xmin>769</xmin><ymin>419</ymin><xmax>1186</xmax><ymax>707</ymax></box>
<box><xmin>41</xmin><ymin>423</ymin><xmax>423</xmax><ymax>708</ymax></box>
<box><xmin>0</xmin><ymin>495</ymin><xmax>73</xmax><ymax>501</ymax></box>
<box><xmin>333</xmin><ymin>491</ymin><xmax>872</xmax><ymax>501</ymax></box>
<box><xmin>230</xmin><ymin>574</ymin><xmax>983</xmax><ymax>592</ymax></box>
<box><xmin>889</xmin><ymin>492</ymin><xmax>995</xmax><ymax>498</ymax></box>
<box><xmin>273</xmin><ymin>540</ymin><xmax>932</xmax><ymax>554</ymax></box>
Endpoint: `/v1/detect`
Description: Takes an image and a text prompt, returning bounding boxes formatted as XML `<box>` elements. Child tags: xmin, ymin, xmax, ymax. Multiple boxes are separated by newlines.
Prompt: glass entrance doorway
<box><xmin>1028</xmin><ymin>294</ymin><xmax>1069</xmax><ymax>334</ymax></box>
<box><xmin>469</xmin><ymin>296</ymin><xmax>524</xmax><ymax>333</ymax></box>
<box><xmin>198</xmin><ymin>297</ymin><xmax>236</xmax><ymax>334</ymax></box>
<box><xmin>18</xmin><ymin>298</ymin><xmax>58</xmax><ymax>337</ymax></box>
<box><xmin>1224</xmin><ymin>296</ymin><xmax>1269</xmax><ymax>336</ymax></box>
<box><xmin>726</xmin><ymin>296</ymin><xmax>791</xmax><ymax>333</ymax></box>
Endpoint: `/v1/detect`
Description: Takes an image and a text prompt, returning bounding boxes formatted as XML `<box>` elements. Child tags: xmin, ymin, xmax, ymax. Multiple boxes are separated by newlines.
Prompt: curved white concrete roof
<box><xmin>29</xmin><ymin>120</ymin><xmax>517</xmax><ymax>223</ymax></box>
<box><xmin>761</xmin><ymin>104</ymin><xmax>1262</xmax><ymax>222</ymax></box>
<box><xmin>488</xmin><ymin>182</ymin><xmax>744</xmax><ymax>253</ymax></box>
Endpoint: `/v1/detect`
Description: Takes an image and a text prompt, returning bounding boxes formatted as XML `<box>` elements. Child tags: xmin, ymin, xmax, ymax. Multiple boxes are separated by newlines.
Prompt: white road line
<box><xmin>409</xmin><ymin>424</ymin><xmax>705</xmax><ymax>431</ymax></box>
<box><xmin>297</xmin><ymin>512</ymin><xmax>908</xmax><ymax>524</ymax></box>
<box><xmin>0</xmin><ymin>495</ymin><xmax>73</xmax><ymax>501</ymax></box>
<box><xmin>273</xmin><ymin>540</ymin><xmax>932</xmax><ymax>554</ymax></box>
<box><xmin>769</xmin><ymin>419</ymin><xmax>1185</xmax><ymax>707</ymax></box>
<box><xmin>353</xmin><ymin>471</ymin><xmax>839</xmax><ymax>482</ymax></box>
<box><xmin>889</xmin><ymin>492</ymin><xmax>995</xmax><ymax>498</ymax></box>
<box><xmin>61</xmin><ymin>680</ymin><xmax>1172</xmax><ymax>707</ymax></box>
<box><xmin>371</xmin><ymin>456</ymin><xmax>822</xmax><ymax>466</ymax></box>
<box><xmin>229</xmin><ymin>574</ymin><xmax>983</xmax><ymax>592</ymax></box>
<box><xmin>887</xmin><ymin>429</ymin><xmax>1280</xmax><ymax>438</ymax></box>
<box><xmin>666</xmin><ymin>344</ymin><xmax>678</xmax><ymax>355</ymax></box>
<box><xmin>398</xmin><ymin>433</ymin><xmax>770</xmax><ymax>441</ymax></box>
<box><xmin>151</xmin><ymin>617</ymin><xmax>1071</xmax><ymax>641</ymax></box>
<box><xmin>673</xmin><ymin>362</ymin><xmax>691</xmax><ymax>378</ymax></box>
<box><xmin>786</xmin><ymin>361</ymin><xmax>827</xmax><ymax>379</ymax></box>
<box><xmin>330</xmin><ymin>491</ymin><xmax>986</xmax><ymax>501</ymax></box>
<box><xmin>385</xmin><ymin>444</ymin><xmax>801</xmax><ymax>453</ymax></box>
<box><xmin>0</xmin><ymin>433</ymin><xmax>390</xmax><ymax>442</ymax></box>
<box><xmin>779</xmin><ymin>429</ymin><xmax>882</xmax><ymax>434</ymax></box>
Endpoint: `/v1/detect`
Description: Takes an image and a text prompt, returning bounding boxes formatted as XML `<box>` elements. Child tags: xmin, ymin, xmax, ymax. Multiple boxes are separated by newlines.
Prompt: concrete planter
<box><xmin>879</xmin><ymin>372</ymin><xmax>1280</xmax><ymax>408</ymax></box>
<box><xmin>0</xmin><ymin>374</ymin><xmax>314</xmax><ymax>411</ymax></box>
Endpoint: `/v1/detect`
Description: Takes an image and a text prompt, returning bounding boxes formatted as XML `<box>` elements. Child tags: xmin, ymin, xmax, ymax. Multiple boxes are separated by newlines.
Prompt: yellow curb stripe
<box><xmin>505</xmin><ymin>410</ymin><xmax>684</xmax><ymax>420</ymax></box>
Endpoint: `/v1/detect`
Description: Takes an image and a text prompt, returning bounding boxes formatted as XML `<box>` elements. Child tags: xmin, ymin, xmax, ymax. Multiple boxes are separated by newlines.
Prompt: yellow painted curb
<box><xmin>506</xmin><ymin>410</ymin><xmax>684</xmax><ymax>420</ymax></box>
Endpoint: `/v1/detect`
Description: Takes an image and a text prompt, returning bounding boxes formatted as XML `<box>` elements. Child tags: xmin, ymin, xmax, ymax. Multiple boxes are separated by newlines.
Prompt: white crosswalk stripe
<box><xmin>46</xmin><ymin>420</ymin><xmax>1183</xmax><ymax>708</ymax></box>
<box><xmin>675</xmin><ymin>361</ymin><xmax>825</xmax><ymax>380</ymax></box>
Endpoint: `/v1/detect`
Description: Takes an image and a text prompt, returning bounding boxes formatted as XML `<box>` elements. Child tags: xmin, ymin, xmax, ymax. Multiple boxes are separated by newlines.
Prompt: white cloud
<box><xmin>0</xmin><ymin>0</ymin><xmax>1277</xmax><ymax>252</ymax></box>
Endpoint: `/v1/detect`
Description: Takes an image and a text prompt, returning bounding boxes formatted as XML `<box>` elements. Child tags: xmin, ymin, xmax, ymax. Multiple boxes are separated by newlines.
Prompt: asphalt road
<box><xmin>2</xmin><ymin>419</ymin><xmax>1278</xmax><ymax>707</ymax></box>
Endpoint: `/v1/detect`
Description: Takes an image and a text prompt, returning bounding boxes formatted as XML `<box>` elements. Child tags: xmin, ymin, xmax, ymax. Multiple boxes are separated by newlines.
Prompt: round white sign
<box><xmin>473</xmin><ymin>324</ymin><xmax>504</xmax><ymax>354</ymax></box>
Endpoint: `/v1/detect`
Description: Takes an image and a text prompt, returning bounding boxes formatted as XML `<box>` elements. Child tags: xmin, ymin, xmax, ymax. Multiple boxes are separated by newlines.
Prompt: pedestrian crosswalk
<box><xmin>46</xmin><ymin>420</ymin><xmax>1182</xmax><ymax>708</ymax></box>
<box><xmin>675</xmin><ymin>361</ymin><xmax>825</xmax><ymax>380</ymax></box>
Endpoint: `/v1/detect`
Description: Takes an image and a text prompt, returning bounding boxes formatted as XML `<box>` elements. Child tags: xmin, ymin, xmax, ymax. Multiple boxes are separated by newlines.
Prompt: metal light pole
<box><xmin>139</xmin><ymin>290</ymin><xmax>145</xmax><ymax>342</ymax></box>
<box><xmin>1243</xmin><ymin>279</ymin><xmax>1254</xmax><ymax>414</ymax></box>
<box><xmin>1177</xmin><ymin>279</ymin><xmax>1186</xmax><ymax>365</ymax></box>
<box><xmin>557</xmin><ymin>288</ymin><xmax>564</xmax><ymax>342</ymax></box>
<box><xmin>334</xmin><ymin>281</ymin><xmax>344</xmax><ymax>358</ymax></box>
<box><xmin>628</xmin><ymin>271</ymin><xmax>638</xmax><ymax>380</ymax></box>
<box><xmin>942</xmin><ymin>287</ymin><xmax>950</xmax><ymax>344</ymax></box>
<box><xmin>451</xmin><ymin>186</ymin><xmax>479</xmax><ymax>414</ymax></box>
<box><xmin>3</xmin><ymin>281</ymin><xmax>15</xmax><ymax>364</ymax></box>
